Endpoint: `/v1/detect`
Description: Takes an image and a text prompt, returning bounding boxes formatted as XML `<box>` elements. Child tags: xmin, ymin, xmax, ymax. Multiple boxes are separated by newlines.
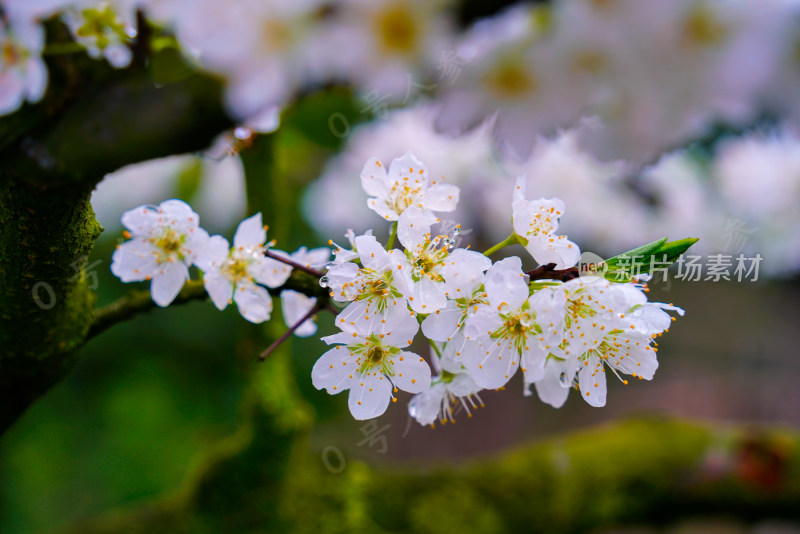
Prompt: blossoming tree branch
<box><xmin>5</xmin><ymin>0</ymin><xmax>756</xmax><ymax>434</ymax></box>
<box><xmin>106</xmin><ymin>152</ymin><xmax>696</xmax><ymax>425</ymax></box>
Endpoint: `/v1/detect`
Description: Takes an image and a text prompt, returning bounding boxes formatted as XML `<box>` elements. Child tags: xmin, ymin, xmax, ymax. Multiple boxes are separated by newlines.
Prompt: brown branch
<box><xmin>258</xmin><ymin>303</ymin><xmax>324</xmax><ymax>360</ymax></box>
<box><xmin>264</xmin><ymin>249</ymin><xmax>325</xmax><ymax>278</ymax></box>
<box><xmin>526</xmin><ymin>263</ymin><xmax>580</xmax><ymax>282</ymax></box>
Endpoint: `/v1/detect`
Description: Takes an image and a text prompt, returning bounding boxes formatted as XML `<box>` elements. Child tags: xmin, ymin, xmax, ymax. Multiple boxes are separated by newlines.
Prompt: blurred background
<box><xmin>2</xmin><ymin>0</ymin><xmax>800</xmax><ymax>532</ymax></box>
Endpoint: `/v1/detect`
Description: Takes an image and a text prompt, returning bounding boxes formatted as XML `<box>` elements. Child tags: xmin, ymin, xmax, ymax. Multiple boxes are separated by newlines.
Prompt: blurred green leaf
<box><xmin>149</xmin><ymin>47</ymin><xmax>195</xmax><ymax>85</ymax></box>
<box><xmin>604</xmin><ymin>237</ymin><xmax>699</xmax><ymax>282</ymax></box>
<box><xmin>282</xmin><ymin>88</ymin><xmax>364</xmax><ymax>150</ymax></box>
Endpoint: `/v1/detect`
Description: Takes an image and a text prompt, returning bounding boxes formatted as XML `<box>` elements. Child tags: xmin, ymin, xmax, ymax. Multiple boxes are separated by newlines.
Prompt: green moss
<box><xmin>59</xmin><ymin>418</ymin><xmax>800</xmax><ymax>534</ymax></box>
<box><xmin>0</xmin><ymin>179</ymin><xmax>101</xmax><ymax>430</ymax></box>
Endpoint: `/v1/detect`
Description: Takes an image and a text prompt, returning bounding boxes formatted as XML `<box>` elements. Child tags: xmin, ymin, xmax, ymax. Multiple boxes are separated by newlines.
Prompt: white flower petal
<box><xmin>462</xmin><ymin>338</ymin><xmax>519</xmax><ymax>389</ymax></box>
<box><xmin>397</xmin><ymin>206</ymin><xmax>437</xmax><ymax>250</ymax></box>
<box><xmin>110</xmin><ymin>239</ymin><xmax>158</xmax><ymax>282</ymax></box>
<box><xmin>484</xmin><ymin>256</ymin><xmax>528</xmax><ymax>311</ymax></box>
<box><xmin>292</xmin><ymin>246</ymin><xmax>330</xmax><ymax>268</ymax></box>
<box><xmin>447</xmin><ymin>372</ymin><xmax>482</xmax><ymax>397</ymax></box>
<box><xmin>184</xmin><ymin>227</ymin><xmax>211</xmax><ymax>264</ymax></box>
<box><xmin>312</xmin><ymin>346</ymin><xmax>358</xmax><ymax>395</ymax></box>
<box><xmin>374</xmin><ymin>301</ymin><xmax>419</xmax><ymax>347</ymax></box>
<box><xmin>408</xmin><ymin>385</ymin><xmax>445</xmax><ymax>426</ymax></box>
<box><xmin>388</xmin><ymin>152</ymin><xmax>429</xmax><ymax>189</ymax></box>
<box><xmin>354</xmin><ymin>235</ymin><xmax>391</xmax><ymax>271</ymax></box>
<box><xmin>627</xmin><ymin>303</ymin><xmax>673</xmax><ymax>335</ymax></box>
<box><xmin>158</xmin><ymin>199</ymin><xmax>200</xmax><ymax>233</ymax></box>
<box><xmin>521</xmin><ymin>344</ymin><xmax>547</xmax><ymax>384</ymax></box>
<box><xmin>367</xmin><ymin>197</ymin><xmax>399</xmax><ymax>221</ymax></box>
<box><xmin>151</xmin><ymin>261</ymin><xmax>189</xmax><ymax>307</ymax></box>
<box><xmin>534</xmin><ymin>359</ymin><xmax>571</xmax><ymax>409</ymax></box>
<box><xmin>254</xmin><ymin>254</ymin><xmax>293</xmax><ymax>288</ymax></box>
<box><xmin>441</xmin><ymin>249</ymin><xmax>491</xmax><ymax>296</ymax></box>
<box><xmin>233</xmin><ymin>212</ymin><xmax>266</xmax><ymax>249</ymax></box>
<box><xmin>194</xmin><ymin>234</ymin><xmax>230</xmax><ymax>272</ymax></box>
<box><xmin>323</xmin><ymin>261</ymin><xmax>360</xmax><ymax>301</ymax></box>
<box><xmin>348</xmin><ymin>372</ymin><xmax>393</xmax><ymax>420</ymax></box>
<box><xmin>422</xmin><ymin>183</ymin><xmax>459</xmax><ymax>212</ymax></box>
<box><xmin>525</xmin><ymin>236</ymin><xmax>581</xmax><ymax>270</ymax></box>
<box><xmin>409</xmin><ymin>277</ymin><xmax>447</xmax><ymax>314</ymax></box>
<box><xmin>233</xmin><ymin>282</ymin><xmax>273</xmax><ymax>323</ymax></box>
<box><xmin>120</xmin><ymin>206</ymin><xmax>160</xmax><ymax>236</ymax></box>
<box><xmin>322</xmin><ymin>329</ymin><xmax>362</xmax><ymax>345</ymax></box>
<box><xmin>463</xmin><ymin>305</ymin><xmax>503</xmax><ymax>340</ymax></box>
<box><xmin>441</xmin><ymin>334</ymin><xmax>471</xmax><ymax>373</ymax></box>
<box><xmin>360</xmin><ymin>157</ymin><xmax>389</xmax><ymax>198</ymax></box>
<box><xmin>204</xmin><ymin>270</ymin><xmax>233</xmax><ymax>310</ymax></box>
<box><xmin>421</xmin><ymin>300</ymin><xmax>462</xmax><ymax>342</ymax></box>
<box><xmin>23</xmin><ymin>57</ymin><xmax>46</xmax><ymax>102</ymax></box>
<box><xmin>391</xmin><ymin>351</ymin><xmax>431</xmax><ymax>394</ymax></box>
<box><xmin>578</xmin><ymin>356</ymin><xmax>607</xmax><ymax>407</ymax></box>
<box><xmin>614</xmin><ymin>342</ymin><xmax>659</xmax><ymax>380</ymax></box>
<box><xmin>280</xmin><ymin>289</ymin><xmax>317</xmax><ymax>337</ymax></box>
<box><xmin>0</xmin><ymin>74</ymin><xmax>25</xmax><ymax>116</ymax></box>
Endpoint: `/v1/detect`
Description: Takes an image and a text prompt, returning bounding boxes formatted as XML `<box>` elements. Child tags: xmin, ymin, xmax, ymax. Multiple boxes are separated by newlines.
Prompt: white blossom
<box><xmin>111</xmin><ymin>199</ymin><xmax>209</xmax><ymax>306</ymax></box>
<box><xmin>172</xmin><ymin>0</ymin><xmax>323</xmax><ymax>120</ymax></box>
<box><xmin>460</xmin><ymin>257</ymin><xmax>565</xmax><ymax>389</ymax></box>
<box><xmin>361</xmin><ymin>152</ymin><xmax>459</xmax><ymax>221</ymax></box>
<box><xmin>0</xmin><ymin>14</ymin><xmax>48</xmax><ymax>116</ymax></box>
<box><xmin>408</xmin><ymin>363</ymin><xmax>484</xmax><ymax>426</ymax></box>
<box><xmin>393</xmin><ymin>206</ymin><xmax>490</xmax><ymax>314</ymax></box>
<box><xmin>61</xmin><ymin>0</ymin><xmax>138</xmax><ymax>68</ymax></box>
<box><xmin>304</xmin><ymin>104</ymin><xmax>495</xmax><ymax>237</ymax></box>
<box><xmin>195</xmin><ymin>213</ymin><xmax>285</xmax><ymax>323</ymax></box>
<box><xmin>321</xmin><ymin>233</ymin><xmax>412</xmax><ymax>327</ymax></box>
<box><xmin>312</xmin><ymin>302</ymin><xmax>431</xmax><ymax>420</ymax></box>
<box><xmin>512</xmin><ymin>174</ymin><xmax>581</xmax><ymax>269</ymax></box>
<box><xmin>309</xmin><ymin>0</ymin><xmax>455</xmax><ymax>99</ymax></box>
<box><xmin>541</xmin><ymin>277</ymin><xmax>684</xmax><ymax>407</ymax></box>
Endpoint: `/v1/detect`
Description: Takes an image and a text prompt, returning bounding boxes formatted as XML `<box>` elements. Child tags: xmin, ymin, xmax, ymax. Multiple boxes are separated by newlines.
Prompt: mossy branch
<box><xmin>58</xmin><ymin>417</ymin><xmax>800</xmax><ymax>533</ymax></box>
<box><xmin>88</xmin><ymin>269</ymin><xmax>331</xmax><ymax>342</ymax></box>
<box><xmin>0</xmin><ymin>22</ymin><xmax>233</xmax><ymax>434</ymax></box>
<box><xmin>88</xmin><ymin>280</ymin><xmax>210</xmax><ymax>340</ymax></box>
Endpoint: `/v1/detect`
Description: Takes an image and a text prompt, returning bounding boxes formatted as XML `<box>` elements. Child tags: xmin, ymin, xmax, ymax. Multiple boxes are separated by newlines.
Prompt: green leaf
<box><xmin>604</xmin><ymin>237</ymin><xmax>699</xmax><ymax>282</ymax></box>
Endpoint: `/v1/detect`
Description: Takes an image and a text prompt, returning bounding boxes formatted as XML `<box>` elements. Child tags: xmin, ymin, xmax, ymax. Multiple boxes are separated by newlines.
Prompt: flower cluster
<box><xmin>111</xmin><ymin>199</ymin><xmax>328</xmax><ymax>332</ymax></box>
<box><xmin>312</xmin><ymin>153</ymin><xmax>685</xmax><ymax>424</ymax></box>
<box><xmin>308</xmin><ymin>104</ymin><xmax>800</xmax><ymax>278</ymax></box>
<box><xmin>110</xmin><ymin>153</ymin><xmax>689</xmax><ymax>426</ymax></box>
<box><xmin>7</xmin><ymin>0</ymin><xmax>800</xmax><ymax>168</ymax></box>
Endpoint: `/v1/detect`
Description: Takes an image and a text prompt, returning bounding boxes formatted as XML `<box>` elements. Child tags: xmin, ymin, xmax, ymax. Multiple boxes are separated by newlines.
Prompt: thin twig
<box><xmin>258</xmin><ymin>303</ymin><xmax>323</xmax><ymax>360</ymax></box>
<box><xmin>264</xmin><ymin>249</ymin><xmax>325</xmax><ymax>278</ymax></box>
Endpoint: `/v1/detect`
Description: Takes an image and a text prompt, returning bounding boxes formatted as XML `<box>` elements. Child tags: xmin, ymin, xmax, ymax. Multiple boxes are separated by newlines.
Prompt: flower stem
<box><xmin>258</xmin><ymin>303</ymin><xmax>323</xmax><ymax>360</ymax></box>
<box><xmin>264</xmin><ymin>249</ymin><xmax>324</xmax><ymax>278</ymax></box>
<box><xmin>386</xmin><ymin>222</ymin><xmax>398</xmax><ymax>250</ymax></box>
<box><xmin>428</xmin><ymin>339</ymin><xmax>443</xmax><ymax>359</ymax></box>
<box><xmin>483</xmin><ymin>233</ymin><xmax>518</xmax><ymax>257</ymax></box>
